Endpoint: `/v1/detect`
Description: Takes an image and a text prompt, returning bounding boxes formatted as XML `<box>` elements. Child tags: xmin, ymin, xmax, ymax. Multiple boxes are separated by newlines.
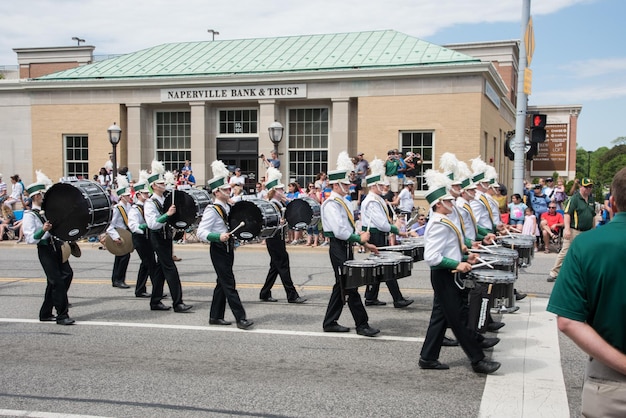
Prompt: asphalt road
<box><xmin>0</xmin><ymin>241</ymin><xmax>586</xmax><ymax>417</ymax></box>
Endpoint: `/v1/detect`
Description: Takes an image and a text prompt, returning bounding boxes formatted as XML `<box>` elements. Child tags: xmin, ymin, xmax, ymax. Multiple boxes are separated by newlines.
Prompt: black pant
<box><xmin>322</xmin><ymin>238</ymin><xmax>369</xmax><ymax>329</ymax></box>
<box><xmin>420</xmin><ymin>269</ymin><xmax>485</xmax><ymax>364</ymax></box>
<box><xmin>132</xmin><ymin>232</ymin><xmax>155</xmax><ymax>295</ymax></box>
<box><xmin>209</xmin><ymin>241</ymin><xmax>246</xmax><ymax>322</ymax></box>
<box><xmin>111</xmin><ymin>253</ymin><xmax>131</xmax><ymax>284</ymax></box>
<box><xmin>259</xmin><ymin>235</ymin><xmax>299</xmax><ymax>301</ymax></box>
<box><xmin>364</xmin><ymin>231</ymin><xmax>405</xmax><ymax>302</ymax></box>
<box><xmin>38</xmin><ymin>241</ymin><xmax>72</xmax><ymax>320</ymax></box>
<box><xmin>149</xmin><ymin>234</ymin><xmax>183</xmax><ymax>307</ymax></box>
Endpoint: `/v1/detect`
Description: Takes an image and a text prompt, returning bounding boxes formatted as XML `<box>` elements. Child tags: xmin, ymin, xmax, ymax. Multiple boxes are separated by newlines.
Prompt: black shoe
<box><xmin>487</xmin><ymin>322</ymin><xmax>505</xmax><ymax>332</ymax></box>
<box><xmin>442</xmin><ymin>336</ymin><xmax>459</xmax><ymax>347</ymax></box>
<box><xmin>39</xmin><ymin>316</ymin><xmax>56</xmax><ymax>322</ymax></box>
<box><xmin>547</xmin><ymin>276</ymin><xmax>556</xmax><ymax>283</ymax></box>
<box><xmin>56</xmin><ymin>317</ymin><xmax>75</xmax><ymax>325</ymax></box>
<box><xmin>288</xmin><ymin>297</ymin><xmax>307</xmax><ymax>304</ymax></box>
<box><xmin>356</xmin><ymin>325</ymin><xmax>380</xmax><ymax>337</ymax></box>
<box><xmin>237</xmin><ymin>319</ymin><xmax>254</xmax><ymax>330</ymax></box>
<box><xmin>393</xmin><ymin>299</ymin><xmax>414</xmax><ymax>309</ymax></box>
<box><xmin>112</xmin><ymin>281</ymin><xmax>130</xmax><ymax>289</ymax></box>
<box><xmin>260</xmin><ymin>297</ymin><xmax>278</xmax><ymax>302</ymax></box>
<box><xmin>481</xmin><ymin>337</ymin><xmax>500</xmax><ymax>349</ymax></box>
<box><xmin>136</xmin><ymin>292</ymin><xmax>151</xmax><ymax>298</ymax></box>
<box><xmin>472</xmin><ymin>359</ymin><xmax>501</xmax><ymax>374</ymax></box>
<box><xmin>365</xmin><ymin>299</ymin><xmax>386</xmax><ymax>306</ymax></box>
<box><xmin>150</xmin><ymin>303</ymin><xmax>171</xmax><ymax>311</ymax></box>
<box><xmin>419</xmin><ymin>358</ymin><xmax>450</xmax><ymax>370</ymax></box>
<box><xmin>515</xmin><ymin>290</ymin><xmax>527</xmax><ymax>301</ymax></box>
<box><xmin>209</xmin><ymin>318</ymin><xmax>232</xmax><ymax>326</ymax></box>
<box><xmin>174</xmin><ymin>303</ymin><xmax>193</xmax><ymax>313</ymax></box>
<box><xmin>323</xmin><ymin>323</ymin><xmax>350</xmax><ymax>333</ymax></box>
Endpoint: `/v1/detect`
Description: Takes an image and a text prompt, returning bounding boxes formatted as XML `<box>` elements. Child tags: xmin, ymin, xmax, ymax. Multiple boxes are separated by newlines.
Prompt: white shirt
<box><xmin>22</xmin><ymin>204</ymin><xmax>51</xmax><ymax>245</ymax></box>
<box><xmin>197</xmin><ymin>200</ymin><xmax>230</xmax><ymax>240</ymax></box>
<box><xmin>424</xmin><ymin>212</ymin><xmax>463</xmax><ymax>267</ymax></box>
<box><xmin>145</xmin><ymin>194</ymin><xmax>167</xmax><ymax>231</ymax></box>
<box><xmin>10</xmin><ymin>182</ymin><xmax>23</xmax><ymax>200</ymax></box>
<box><xmin>361</xmin><ymin>191</ymin><xmax>392</xmax><ymax>233</ymax></box>
<box><xmin>106</xmin><ymin>201</ymin><xmax>131</xmax><ymax>240</ymax></box>
<box><xmin>470</xmin><ymin>190</ymin><xmax>493</xmax><ymax>231</ymax></box>
<box><xmin>128</xmin><ymin>202</ymin><xmax>146</xmax><ymax>234</ymax></box>
<box><xmin>456</xmin><ymin>196</ymin><xmax>477</xmax><ymax>241</ymax></box>
<box><xmin>321</xmin><ymin>191</ymin><xmax>355</xmax><ymax>241</ymax></box>
<box><xmin>229</xmin><ymin>175</ymin><xmax>245</xmax><ymax>187</ymax></box>
<box><xmin>397</xmin><ymin>187</ymin><xmax>413</xmax><ymax>213</ymax></box>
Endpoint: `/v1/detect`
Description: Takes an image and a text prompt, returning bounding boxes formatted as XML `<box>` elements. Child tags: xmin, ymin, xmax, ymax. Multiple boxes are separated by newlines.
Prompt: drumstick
<box><xmin>474</xmin><ymin>257</ymin><xmax>495</xmax><ymax>269</ymax></box>
<box><xmin>229</xmin><ymin>221</ymin><xmax>246</xmax><ymax>235</ymax></box>
<box><xmin>478</xmin><ymin>244</ymin><xmax>495</xmax><ymax>253</ymax></box>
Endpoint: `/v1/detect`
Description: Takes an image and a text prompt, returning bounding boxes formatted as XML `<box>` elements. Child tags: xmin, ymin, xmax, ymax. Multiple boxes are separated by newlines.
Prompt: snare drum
<box><xmin>499</xmin><ymin>236</ymin><xmax>534</xmax><ymax>267</ymax></box>
<box><xmin>477</xmin><ymin>254</ymin><xmax>516</xmax><ymax>273</ymax></box>
<box><xmin>343</xmin><ymin>259</ymin><xmax>381</xmax><ymax>289</ymax></box>
<box><xmin>468</xmin><ymin>269</ymin><xmax>516</xmax><ymax>309</ymax></box>
<box><xmin>402</xmin><ymin>237</ymin><xmax>425</xmax><ymax>261</ymax></box>
<box><xmin>370</xmin><ymin>253</ymin><xmax>412</xmax><ymax>279</ymax></box>
<box><xmin>378</xmin><ymin>244</ymin><xmax>418</xmax><ymax>262</ymax></box>
<box><xmin>375</xmin><ymin>257</ymin><xmax>401</xmax><ymax>282</ymax></box>
<box><xmin>42</xmin><ymin>180</ymin><xmax>112</xmax><ymax>241</ymax></box>
<box><xmin>229</xmin><ymin>199</ymin><xmax>281</xmax><ymax>240</ymax></box>
<box><xmin>285</xmin><ymin>196</ymin><xmax>321</xmax><ymax>230</ymax></box>
<box><xmin>164</xmin><ymin>188</ymin><xmax>212</xmax><ymax>229</ymax></box>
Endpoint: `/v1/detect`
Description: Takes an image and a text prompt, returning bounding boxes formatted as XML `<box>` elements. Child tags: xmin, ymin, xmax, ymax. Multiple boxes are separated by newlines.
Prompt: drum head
<box><xmin>42</xmin><ymin>183</ymin><xmax>91</xmax><ymax>241</ymax></box>
<box><xmin>285</xmin><ymin>199</ymin><xmax>313</xmax><ymax>230</ymax></box>
<box><xmin>164</xmin><ymin>190</ymin><xmax>196</xmax><ymax>229</ymax></box>
<box><xmin>229</xmin><ymin>200</ymin><xmax>263</xmax><ymax>240</ymax></box>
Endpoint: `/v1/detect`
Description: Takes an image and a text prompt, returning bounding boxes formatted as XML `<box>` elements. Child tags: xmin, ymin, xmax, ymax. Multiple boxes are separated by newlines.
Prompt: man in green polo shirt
<box><xmin>547</xmin><ymin>177</ymin><xmax>595</xmax><ymax>282</ymax></box>
<box><xmin>546</xmin><ymin>168</ymin><xmax>626</xmax><ymax>416</ymax></box>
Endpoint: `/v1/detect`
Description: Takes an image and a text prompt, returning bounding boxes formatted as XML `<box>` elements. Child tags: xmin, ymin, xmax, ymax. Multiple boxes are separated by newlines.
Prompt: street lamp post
<box><xmin>268</xmin><ymin>121</ymin><xmax>284</xmax><ymax>156</ymax></box>
<box><xmin>108</xmin><ymin>122</ymin><xmax>122</xmax><ymax>188</ymax></box>
<box><xmin>587</xmin><ymin>150</ymin><xmax>592</xmax><ymax>178</ymax></box>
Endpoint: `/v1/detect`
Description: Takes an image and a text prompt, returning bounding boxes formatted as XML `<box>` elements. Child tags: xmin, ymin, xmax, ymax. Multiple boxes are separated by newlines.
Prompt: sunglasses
<box><xmin>549</xmin><ymin>206</ymin><xmax>557</xmax><ymax>209</ymax></box>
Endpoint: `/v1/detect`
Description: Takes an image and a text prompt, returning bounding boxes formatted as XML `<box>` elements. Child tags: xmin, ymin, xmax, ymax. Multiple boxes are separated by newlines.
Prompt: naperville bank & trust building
<box><xmin>3</xmin><ymin>29</ymin><xmax>573</xmax><ymax>200</ymax></box>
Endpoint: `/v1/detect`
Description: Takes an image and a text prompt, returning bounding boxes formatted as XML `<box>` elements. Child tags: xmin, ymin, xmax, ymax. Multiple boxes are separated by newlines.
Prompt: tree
<box><xmin>610</xmin><ymin>136</ymin><xmax>626</xmax><ymax>146</ymax></box>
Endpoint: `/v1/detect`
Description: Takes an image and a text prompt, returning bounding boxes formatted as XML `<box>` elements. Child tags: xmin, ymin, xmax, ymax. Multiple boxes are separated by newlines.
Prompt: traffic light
<box><xmin>504</xmin><ymin>138</ymin><xmax>515</xmax><ymax>161</ymax></box>
<box><xmin>530</xmin><ymin>113</ymin><xmax>547</xmax><ymax>143</ymax></box>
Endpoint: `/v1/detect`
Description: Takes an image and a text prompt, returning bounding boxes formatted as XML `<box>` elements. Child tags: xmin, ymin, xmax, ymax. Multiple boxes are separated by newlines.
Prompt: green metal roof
<box><xmin>36</xmin><ymin>30</ymin><xmax>479</xmax><ymax>81</ymax></box>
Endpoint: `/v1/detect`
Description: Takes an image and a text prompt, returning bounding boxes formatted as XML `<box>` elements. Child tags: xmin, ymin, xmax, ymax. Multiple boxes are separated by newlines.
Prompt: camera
<box><xmin>258</xmin><ymin>154</ymin><xmax>265</xmax><ymax>159</ymax></box>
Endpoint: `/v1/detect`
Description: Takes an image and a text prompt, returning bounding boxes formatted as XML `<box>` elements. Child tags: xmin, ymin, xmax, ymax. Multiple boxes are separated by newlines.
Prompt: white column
<box><xmin>126</xmin><ymin>104</ymin><xmax>143</xmax><ymax>179</ymax></box>
<box><xmin>330</xmin><ymin>98</ymin><xmax>351</xmax><ymax>162</ymax></box>
<box><xmin>190</xmin><ymin>101</ymin><xmax>208</xmax><ymax>186</ymax></box>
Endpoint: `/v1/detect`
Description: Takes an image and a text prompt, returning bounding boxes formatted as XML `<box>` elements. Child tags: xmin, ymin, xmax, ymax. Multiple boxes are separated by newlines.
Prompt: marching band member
<box><xmin>128</xmin><ymin>171</ymin><xmax>155</xmax><ymax>298</ymax></box>
<box><xmin>144</xmin><ymin>161</ymin><xmax>192</xmax><ymax>313</ymax></box>
<box><xmin>418</xmin><ymin>171</ymin><xmax>501</xmax><ymax>374</ymax></box>
<box><xmin>106</xmin><ymin>174</ymin><xmax>133</xmax><ymax>289</ymax></box>
<box><xmin>321</xmin><ymin>154</ymin><xmax>379</xmax><ymax>336</ymax></box>
<box><xmin>197</xmin><ymin>160</ymin><xmax>253</xmax><ymax>329</ymax></box>
<box><xmin>23</xmin><ymin>171</ymin><xmax>75</xmax><ymax>325</ymax></box>
<box><xmin>360</xmin><ymin>157</ymin><xmax>413</xmax><ymax>308</ymax></box>
<box><xmin>259</xmin><ymin>166</ymin><xmax>307</xmax><ymax>304</ymax></box>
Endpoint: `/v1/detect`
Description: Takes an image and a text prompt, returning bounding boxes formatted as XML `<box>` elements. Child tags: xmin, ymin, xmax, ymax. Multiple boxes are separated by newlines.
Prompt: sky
<box><xmin>1</xmin><ymin>0</ymin><xmax>624</xmax><ymax>151</ymax></box>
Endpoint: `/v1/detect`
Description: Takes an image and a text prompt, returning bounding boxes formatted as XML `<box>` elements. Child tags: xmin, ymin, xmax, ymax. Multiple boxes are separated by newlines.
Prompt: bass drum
<box><xmin>229</xmin><ymin>199</ymin><xmax>280</xmax><ymax>240</ymax></box>
<box><xmin>42</xmin><ymin>180</ymin><xmax>112</xmax><ymax>241</ymax></box>
<box><xmin>164</xmin><ymin>188</ymin><xmax>212</xmax><ymax>229</ymax></box>
<box><xmin>285</xmin><ymin>196</ymin><xmax>321</xmax><ymax>230</ymax></box>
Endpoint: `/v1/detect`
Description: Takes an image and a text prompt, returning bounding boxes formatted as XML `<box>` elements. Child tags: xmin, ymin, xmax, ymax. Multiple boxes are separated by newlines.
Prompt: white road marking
<box><xmin>0</xmin><ymin>318</ymin><xmax>423</xmax><ymax>342</ymax></box>
<box><xmin>0</xmin><ymin>409</ymin><xmax>112</xmax><ymax>418</ymax></box>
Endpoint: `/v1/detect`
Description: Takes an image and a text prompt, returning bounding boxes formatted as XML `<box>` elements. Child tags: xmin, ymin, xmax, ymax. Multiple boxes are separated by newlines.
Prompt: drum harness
<box><xmin>134</xmin><ymin>203</ymin><xmax>150</xmax><ymax>240</ymax></box>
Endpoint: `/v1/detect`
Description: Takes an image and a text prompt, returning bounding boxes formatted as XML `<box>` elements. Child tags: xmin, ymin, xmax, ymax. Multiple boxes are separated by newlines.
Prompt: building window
<box><xmin>288</xmin><ymin>108</ymin><xmax>329</xmax><ymax>186</ymax></box>
<box><xmin>64</xmin><ymin>135</ymin><xmax>89</xmax><ymax>179</ymax></box>
<box><xmin>401</xmin><ymin>131</ymin><xmax>433</xmax><ymax>192</ymax></box>
<box><xmin>156</xmin><ymin>111</ymin><xmax>191</xmax><ymax>172</ymax></box>
<box><xmin>219</xmin><ymin>109</ymin><xmax>258</xmax><ymax>135</ymax></box>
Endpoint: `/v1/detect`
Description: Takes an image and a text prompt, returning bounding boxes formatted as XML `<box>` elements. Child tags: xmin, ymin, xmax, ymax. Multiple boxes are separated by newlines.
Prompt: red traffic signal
<box><xmin>531</xmin><ymin>114</ymin><xmax>547</xmax><ymax>128</ymax></box>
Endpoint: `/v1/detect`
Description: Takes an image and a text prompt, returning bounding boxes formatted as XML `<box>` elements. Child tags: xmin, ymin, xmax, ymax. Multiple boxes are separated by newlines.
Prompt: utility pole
<box><xmin>513</xmin><ymin>0</ymin><xmax>533</xmax><ymax>196</ymax></box>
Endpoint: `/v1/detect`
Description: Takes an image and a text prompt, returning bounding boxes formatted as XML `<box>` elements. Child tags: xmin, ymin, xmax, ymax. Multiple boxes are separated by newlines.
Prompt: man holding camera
<box><xmin>261</xmin><ymin>151</ymin><xmax>280</xmax><ymax>169</ymax></box>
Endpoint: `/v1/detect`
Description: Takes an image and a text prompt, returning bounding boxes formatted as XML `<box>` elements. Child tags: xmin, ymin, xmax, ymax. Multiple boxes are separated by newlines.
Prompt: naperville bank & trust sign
<box><xmin>161</xmin><ymin>84</ymin><xmax>306</xmax><ymax>102</ymax></box>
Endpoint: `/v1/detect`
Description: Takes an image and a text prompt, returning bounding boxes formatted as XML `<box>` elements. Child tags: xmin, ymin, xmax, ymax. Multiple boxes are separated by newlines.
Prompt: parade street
<box><xmin>0</xmin><ymin>242</ymin><xmax>585</xmax><ymax>417</ymax></box>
